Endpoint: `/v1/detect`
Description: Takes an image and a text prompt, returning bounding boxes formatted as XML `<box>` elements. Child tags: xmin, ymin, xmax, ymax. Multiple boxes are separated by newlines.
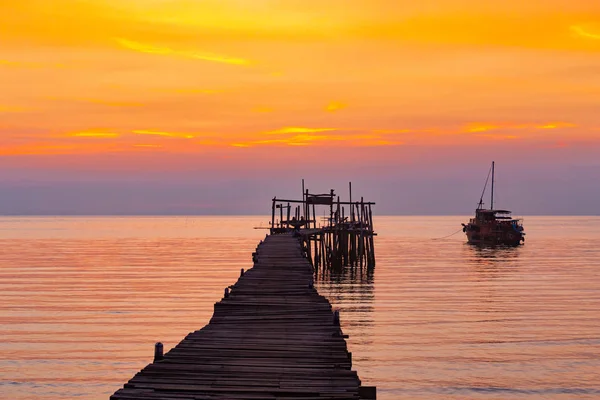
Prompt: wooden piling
<box><xmin>153</xmin><ymin>342</ymin><xmax>163</xmax><ymax>362</ymax></box>
<box><xmin>262</xmin><ymin>182</ymin><xmax>376</xmax><ymax>273</ymax></box>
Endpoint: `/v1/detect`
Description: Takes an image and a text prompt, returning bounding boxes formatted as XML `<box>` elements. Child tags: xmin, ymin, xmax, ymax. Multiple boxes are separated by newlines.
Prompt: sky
<box><xmin>1</xmin><ymin>0</ymin><xmax>599</xmax><ymax>215</ymax></box>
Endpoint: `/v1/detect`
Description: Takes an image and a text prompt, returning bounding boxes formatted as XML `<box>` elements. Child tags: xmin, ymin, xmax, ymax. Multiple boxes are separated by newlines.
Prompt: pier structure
<box><xmin>269</xmin><ymin>182</ymin><xmax>376</xmax><ymax>272</ymax></box>
<box><xmin>111</xmin><ymin>234</ymin><xmax>376</xmax><ymax>400</ymax></box>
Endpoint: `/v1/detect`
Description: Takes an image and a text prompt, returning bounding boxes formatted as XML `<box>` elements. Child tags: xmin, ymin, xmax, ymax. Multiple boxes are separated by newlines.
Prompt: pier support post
<box><xmin>224</xmin><ymin>287</ymin><xmax>230</xmax><ymax>298</ymax></box>
<box><xmin>240</xmin><ymin>268</ymin><xmax>245</xmax><ymax>277</ymax></box>
<box><xmin>154</xmin><ymin>342</ymin><xmax>163</xmax><ymax>362</ymax></box>
<box><xmin>359</xmin><ymin>386</ymin><xmax>377</xmax><ymax>399</ymax></box>
<box><xmin>333</xmin><ymin>310</ymin><xmax>340</xmax><ymax>326</ymax></box>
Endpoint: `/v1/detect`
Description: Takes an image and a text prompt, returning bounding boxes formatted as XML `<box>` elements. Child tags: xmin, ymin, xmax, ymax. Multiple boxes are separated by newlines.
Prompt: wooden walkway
<box><xmin>111</xmin><ymin>234</ymin><xmax>374</xmax><ymax>400</ymax></box>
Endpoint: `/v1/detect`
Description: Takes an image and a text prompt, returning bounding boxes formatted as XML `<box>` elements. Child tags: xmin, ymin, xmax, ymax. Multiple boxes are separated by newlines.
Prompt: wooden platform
<box><xmin>111</xmin><ymin>234</ymin><xmax>374</xmax><ymax>400</ymax></box>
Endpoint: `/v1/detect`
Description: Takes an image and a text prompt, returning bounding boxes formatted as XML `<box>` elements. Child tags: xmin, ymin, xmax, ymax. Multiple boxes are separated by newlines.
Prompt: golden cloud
<box><xmin>466</xmin><ymin>123</ymin><xmax>501</xmax><ymax>133</ymax></box>
<box><xmin>570</xmin><ymin>26</ymin><xmax>600</xmax><ymax>40</ymax></box>
<box><xmin>115</xmin><ymin>38</ymin><xmax>250</xmax><ymax>66</ymax></box>
<box><xmin>133</xmin><ymin>130</ymin><xmax>195</xmax><ymax>139</ymax></box>
<box><xmin>265</xmin><ymin>127</ymin><xmax>337</xmax><ymax>135</ymax></box>
<box><xmin>325</xmin><ymin>101</ymin><xmax>347</xmax><ymax>112</ymax></box>
<box><xmin>70</xmin><ymin>131</ymin><xmax>120</xmax><ymax>138</ymax></box>
<box><xmin>0</xmin><ymin>105</ymin><xmax>27</xmax><ymax>113</ymax></box>
<box><xmin>465</xmin><ymin>122</ymin><xmax>577</xmax><ymax>133</ymax></box>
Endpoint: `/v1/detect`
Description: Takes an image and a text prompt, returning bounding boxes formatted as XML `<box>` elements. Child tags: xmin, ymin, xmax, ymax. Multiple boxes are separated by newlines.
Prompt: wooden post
<box><xmin>271</xmin><ymin>198</ymin><xmax>276</xmax><ymax>233</ymax></box>
<box><xmin>154</xmin><ymin>342</ymin><xmax>164</xmax><ymax>362</ymax></box>
<box><xmin>302</xmin><ymin>178</ymin><xmax>305</xmax><ymax>206</ymax></box>
<box><xmin>349</xmin><ymin>181</ymin><xmax>352</xmax><ymax>212</ymax></box>
<box><xmin>368</xmin><ymin>204</ymin><xmax>376</xmax><ymax>266</ymax></box>
<box><xmin>224</xmin><ymin>287</ymin><xmax>230</xmax><ymax>298</ymax></box>
<box><xmin>329</xmin><ymin>189</ymin><xmax>334</xmax><ymax>228</ymax></box>
<box><xmin>305</xmin><ymin>189</ymin><xmax>310</xmax><ymax>221</ymax></box>
<box><xmin>321</xmin><ymin>233</ymin><xmax>326</xmax><ymax>269</ymax></box>
<box><xmin>240</xmin><ymin>268</ymin><xmax>244</xmax><ymax>277</ymax></box>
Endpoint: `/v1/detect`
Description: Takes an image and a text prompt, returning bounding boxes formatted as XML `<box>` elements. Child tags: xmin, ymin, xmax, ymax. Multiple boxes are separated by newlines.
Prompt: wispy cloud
<box><xmin>70</xmin><ymin>131</ymin><xmax>120</xmax><ymax>138</ymax></box>
<box><xmin>464</xmin><ymin>122</ymin><xmax>576</xmax><ymax>133</ymax></box>
<box><xmin>0</xmin><ymin>105</ymin><xmax>27</xmax><ymax>113</ymax></box>
<box><xmin>233</xmin><ymin>134</ymin><xmax>332</xmax><ymax>147</ymax></box>
<box><xmin>133</xmin><ymin>129</ymin><xmax>195</xmax><ymax>139</ymax></box>
<box><xmin>466</xmin><ymin>123</ymin><xmax>501</xmax><ymax>133</ymax></box>
<box><xmin>265</xmin><ymin>127</ymin><xmax>337</xmax><ymax>135</ymax></box>
<box><xmin>232</xmin><ymin>129</ymin><xmax>404</xmax><ymax>148</ymax></box>
<box><xmin>325</xmin><ymin>101</ymin><xmax>346</xmax><ymax>112</ymax></box>
<box><xmin>537</xmin><ymin>122</ymin><xmax>577</xmax><ymax>129</ymax></box>
<box><xmin>115</xmin><ymin>38</ymin><xmax>251</xmax><ymax>66</ymax></box>
<box><xmin>571</xmin><ymin>26</ymin><xmax>600</xmax><ymax>40</ymax></box>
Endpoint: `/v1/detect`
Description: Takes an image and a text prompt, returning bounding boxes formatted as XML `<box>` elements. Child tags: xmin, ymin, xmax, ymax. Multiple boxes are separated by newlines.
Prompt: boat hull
<box><xmin>464</xmin><ymin>226</ymin><xmax>524</xmax><ymax>246</ymax></box>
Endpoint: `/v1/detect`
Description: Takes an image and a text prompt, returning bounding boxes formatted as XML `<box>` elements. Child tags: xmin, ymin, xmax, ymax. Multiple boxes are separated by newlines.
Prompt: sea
<box><xmin>1</xmin><ymin>216</ymin><xmax>599</xmax><ymax>399</ymax></box>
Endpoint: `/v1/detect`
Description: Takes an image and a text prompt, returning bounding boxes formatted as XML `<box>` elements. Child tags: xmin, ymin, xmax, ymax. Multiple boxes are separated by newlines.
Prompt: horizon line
<box><xmin>1</xmin><ymin>213</ymin><xmax>599</xmax><ymax>217</ymax></box>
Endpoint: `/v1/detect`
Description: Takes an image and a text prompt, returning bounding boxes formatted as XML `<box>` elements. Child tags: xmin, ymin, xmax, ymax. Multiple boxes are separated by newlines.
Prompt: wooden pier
<box><xmin>268</xmin><ymin>182</ymin><xmax>377</xmax><ymax>272</ymax></box>
<box><xmin>111</xmin><ymin>234</ymin><xmax>376</xmax><ymax>400</ymax></box>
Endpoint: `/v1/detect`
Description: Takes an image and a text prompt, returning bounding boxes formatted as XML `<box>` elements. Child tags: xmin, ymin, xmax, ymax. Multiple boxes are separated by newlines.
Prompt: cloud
<box><xmin>466</xmin><ymin>123</ymin><xmax>501</xmax><ymax>133</ymax></box>
<box><xmin>232</xmin><ymin>128</ymin><xmax>405</xmax><ymax>148</ymax></box>
<box><xmin>114</xmin><ymin>38</ymin><xmax>251</xmax><ymax>66</ymax></box>
<box><xmin>537</xmin><ymin>122</ymin><xmax>577</xmax><ymax>129</ymax></box>
<box><xmin>133</xmin><ymin>129</ymin><xmax>195</xmax><ymax>139</ymax></box>
<box><xmin>264</xmin><ymin>127</ymin><xmax>337</xmax><ymax>135</ymax></box>
<box><xmin>233</xmin><ymin>133</ymin><xmax>335</xmax><ymax>147</ymax></box>
<box><xmin>571</xmin><ymin>26</ymin><xmax>600</xmax><ymax>40</ymax></box>
<box><xmin>0</xmin><ymin>105</ymin><xmax>28</xmax><ymax>113</ymax></box>
<box><xmin>464</xmin><ymin>122</ymin><xmax>577</xmax><ymax>133</ymax></box>
<box><xmin>70</xmin><ymin>131</ymin><xmax>120</xmax><ymax>138</ymax></box>
<box><xmin>325</xmin><ymin>101</ymin><xmax>346</xmax><ymax>112</ymax></box>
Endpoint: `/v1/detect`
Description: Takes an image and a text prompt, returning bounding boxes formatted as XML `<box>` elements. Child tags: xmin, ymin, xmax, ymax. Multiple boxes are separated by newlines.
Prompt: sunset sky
<box><xmin>1</xmin><ymin>0</ymin><xmax>599</xmax><ymax>215</ymax></box>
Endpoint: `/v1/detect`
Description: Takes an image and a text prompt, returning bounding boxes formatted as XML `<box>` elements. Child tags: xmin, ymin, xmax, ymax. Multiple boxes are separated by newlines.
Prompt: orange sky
<box><xmin>1</xmin><ymin>1</ymin><xmax>600</xmax><ymax>216</ymax></box>
<box><xmin>1</xmin><ymin>0</ymin><xmax>599</xmax><ymax>159</ymax></box>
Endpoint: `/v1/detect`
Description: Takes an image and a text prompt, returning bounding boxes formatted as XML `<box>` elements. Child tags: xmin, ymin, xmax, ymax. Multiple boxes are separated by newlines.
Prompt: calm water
<box><xmin>1</xmin><ymin>216</ymin><xmax>599</xmax><ymax>399</ymax></box>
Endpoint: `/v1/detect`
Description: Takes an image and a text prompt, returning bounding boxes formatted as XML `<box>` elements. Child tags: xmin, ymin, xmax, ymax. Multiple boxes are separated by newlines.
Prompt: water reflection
<box><xmin>465</xmin><ymin>244</ymin><xmax>522</xmax><ymax>273</ymax></box>
<box><xmin>315</xmin><ymin>264</ymin><xmax>376</xmax><ymax>352</ymax></box>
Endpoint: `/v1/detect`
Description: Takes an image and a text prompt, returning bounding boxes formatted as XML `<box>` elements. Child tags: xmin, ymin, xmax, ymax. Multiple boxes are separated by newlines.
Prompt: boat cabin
<box><xmin>472</xmin><ymin>209</ymin><xmax>523</xmax><ymax>228</ymax></box>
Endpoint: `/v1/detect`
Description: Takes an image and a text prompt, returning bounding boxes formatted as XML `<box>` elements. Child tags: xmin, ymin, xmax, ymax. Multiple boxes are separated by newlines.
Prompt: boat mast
<box><xmin>478</xmin><ymin>162</ymin><xmax>493</xmax><ymax>210</ymax></box>
<box><xmin>491</xmin><ymin>161</ymin><xmax>495</xmax><ymax>210</ymax></box>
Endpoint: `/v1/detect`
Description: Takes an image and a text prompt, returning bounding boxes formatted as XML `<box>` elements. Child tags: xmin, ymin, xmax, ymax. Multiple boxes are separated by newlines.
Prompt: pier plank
<box><xmin>111</xmin><ymin>234</ymin><xmax>372</xmax><ymax>400</ymax></box>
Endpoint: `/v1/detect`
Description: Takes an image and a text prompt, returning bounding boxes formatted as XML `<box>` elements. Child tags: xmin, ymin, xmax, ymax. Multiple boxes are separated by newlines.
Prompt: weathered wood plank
<box><xmin>111</xmin><ymin>234</ymin><xmax>373</xmax><ymax>400</ymax></box>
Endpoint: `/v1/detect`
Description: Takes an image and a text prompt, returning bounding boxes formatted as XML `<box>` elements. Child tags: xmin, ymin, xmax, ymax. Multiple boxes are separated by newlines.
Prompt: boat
<box><xmin>461</xmin><ymin>162</ymin><xmax>525</xmax><ymax>246</ymax></box>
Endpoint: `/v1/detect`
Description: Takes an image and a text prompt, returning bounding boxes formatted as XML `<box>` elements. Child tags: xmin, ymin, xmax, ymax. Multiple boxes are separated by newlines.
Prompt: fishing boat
<box><xmin>462</xmin><ymin>162</ymin><xmax>525</xmax><ymax>246</ymax></box>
